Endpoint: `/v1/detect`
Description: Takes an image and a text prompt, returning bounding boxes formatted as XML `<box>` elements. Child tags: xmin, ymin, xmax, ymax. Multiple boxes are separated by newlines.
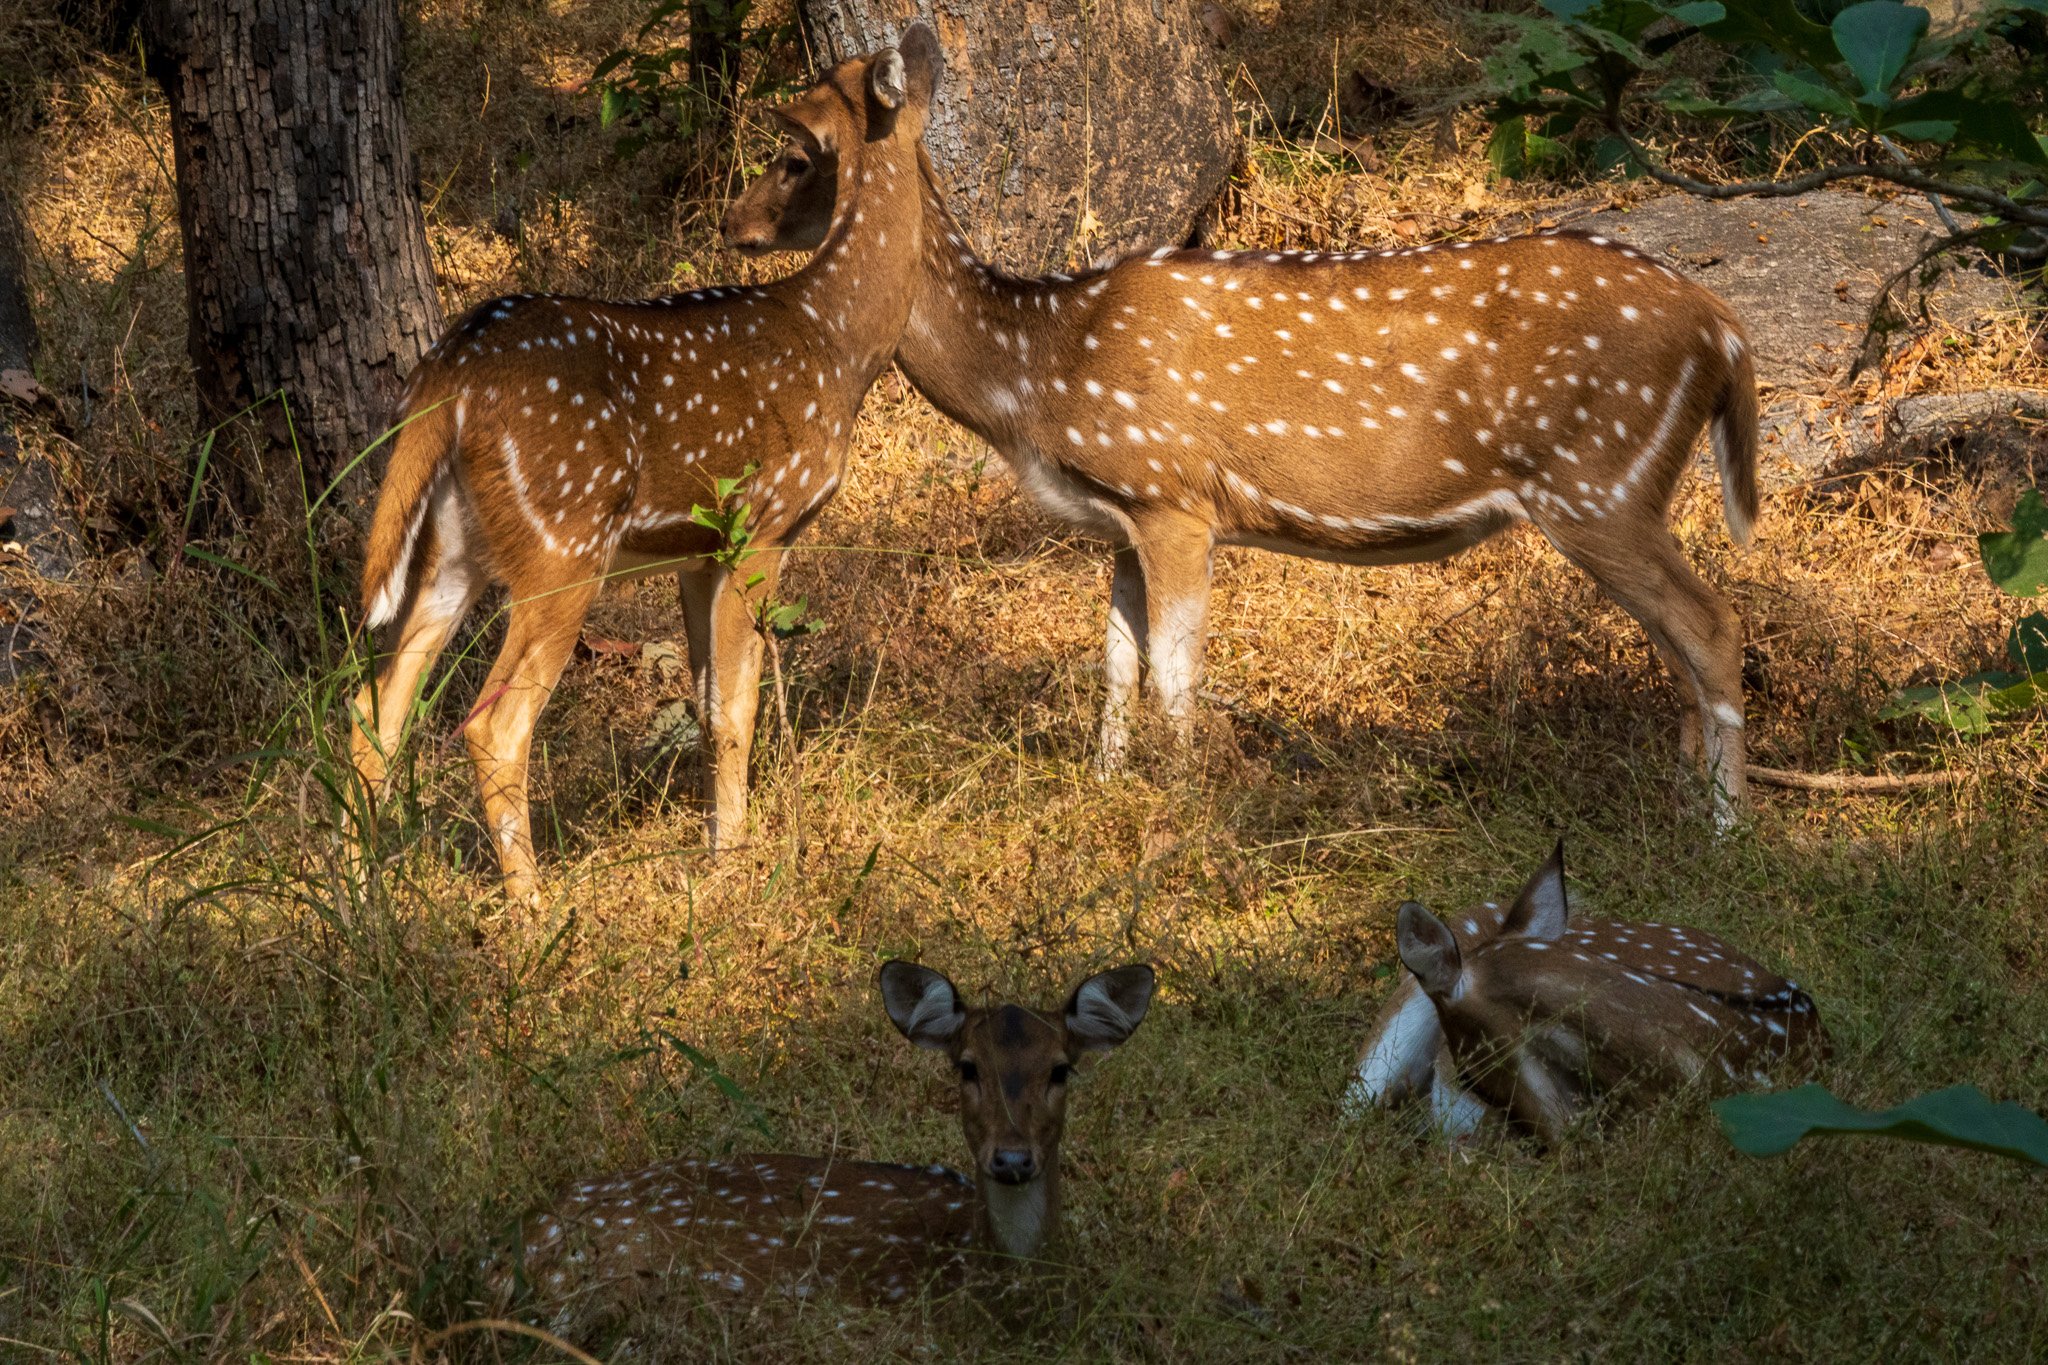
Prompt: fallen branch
<box><xmin>1746</xmin><ymin>764</ymin><xmax>1963</xmax><ymax>793</ymax></box>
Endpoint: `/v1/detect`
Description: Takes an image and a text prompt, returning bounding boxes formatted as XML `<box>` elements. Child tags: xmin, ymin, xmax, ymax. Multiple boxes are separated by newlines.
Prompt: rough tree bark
<box><xmin>800</xmin><ymin>1</ymin><xmax>1238</xmax><ymax>272</ymax></box>
<box><xmin>1</xmin><ymin>184</ymin><xmax>76</xmax><ymax>678</ymax></box>
<box><xmin>141</xmin><ymin>0</ymin><xmax>444</xmax><ymax>504</ymax></box>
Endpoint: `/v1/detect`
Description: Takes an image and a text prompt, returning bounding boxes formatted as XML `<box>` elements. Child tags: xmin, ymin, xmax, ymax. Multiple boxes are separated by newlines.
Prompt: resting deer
<box><xmin>1346</xmin><ymin>842</ymin><xmax>1826</xmax><ymax>1142</ymax></box>
<box><xmin>492</xmin><ymin>960</ymin><xmax>1154</xmax><ymax>1312</ymax></box>
<box><xmin>724</xmin><ymin>84</ymin><xmax>1762</xmax><ymax>820</ymax></box>
<box><xmin>349</xmin><ymin>28</ymin><xmax>945</xmax><ymax>903</ymax></box>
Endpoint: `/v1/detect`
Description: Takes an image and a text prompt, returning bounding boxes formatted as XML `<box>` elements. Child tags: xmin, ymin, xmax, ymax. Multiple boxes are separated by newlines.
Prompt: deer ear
<box><xmin>879</xmin><ymin>961</ymin><xmax>965</xmax><ymax>1049</ymax></box>
<box><xmin>1500</xmin><ymin>840</ymin><xmax>1569</xmax><ymax>942</ymax></box>
<box><xmin>868</xmin><ymin>47</ymin><xmax>908</xmax><ymax>110</ymax></box>
<box><xmin>896</xmin><ymin>22</ymin><xmax>944</xmax><ymax>105</ymax></box>
<box><xmin>769</xmin><ymin>100</ymin><xmax>834</xmax><ymax>154</ymax></box>
<box><xmin>1064</xmin><ymin>964</ymin><xmax>1155</xmax><ymax>1052</ymax></box>
<box><xmin>1397</xmin><ymin>901</ymin><xmax>1464</xmax><ymax>1000</ymax></box>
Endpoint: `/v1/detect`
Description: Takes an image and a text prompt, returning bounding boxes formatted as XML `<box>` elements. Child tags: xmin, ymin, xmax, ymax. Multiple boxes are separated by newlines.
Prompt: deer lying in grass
<box><xmin>491</xmin><ymin>960</ymin><xmax>1154</xmax><ymax>1312</ymax></box>
<box><xmin>349</xmin><ymin>28</ymin><xmax>945</xmax><ymax>904</ymax></box>
<box><xmin>723</xmin><ymin>86</ymin><xmax>1762</xmax><ymax>820</ymax></box>
<box><xmin>1347</xmin><ymin>842</ymin><xmax>1825</xmax><ymax>1143</ymax></box>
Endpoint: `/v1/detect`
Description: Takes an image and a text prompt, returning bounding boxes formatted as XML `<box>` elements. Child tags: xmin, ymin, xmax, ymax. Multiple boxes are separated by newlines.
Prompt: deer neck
<box><xmin>772</xmin><ymin>132</ymin><xmax>925</xmax><ymax>385</ymax></box>
<box><xmin>897</xmin><ymin>150</ymin><xmax>1095</xmax><ymax>442</ymax></box>
<box><xmin>978</xmin><ymin>1166</ymin><xmax>1060</xmax><ymax>1260</ymax></box>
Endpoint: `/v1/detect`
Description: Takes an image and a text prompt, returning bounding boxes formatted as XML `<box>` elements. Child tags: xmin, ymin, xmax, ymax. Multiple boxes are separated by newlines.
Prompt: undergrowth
<box><xmin>2</xmin><ymin>0</ymin><xmax>2046</xmax><ymax>1360</ymax></box>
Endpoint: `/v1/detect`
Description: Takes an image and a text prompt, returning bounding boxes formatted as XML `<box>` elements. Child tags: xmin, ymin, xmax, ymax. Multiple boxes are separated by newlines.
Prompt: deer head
<box><xmin>880</xmin><ymin>959</ymin><xmax>1155</xmax><ymax>1257</ymax></box>
<box><xmin>1381</xmin><ymin>842</ymin><xmax>1825</xmax><ymax>1143</ymax></box>
<box><xmin>721</xmin><ymin>23</ymin><xmax>943</xmax><ymax>255</ymax></box>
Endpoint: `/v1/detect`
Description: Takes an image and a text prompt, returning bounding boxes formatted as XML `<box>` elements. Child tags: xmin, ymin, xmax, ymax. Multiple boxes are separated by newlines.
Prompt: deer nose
<box><xmin>986</xmin><ymin>1148</ymin><xmax>1037</xmax><ymax>1185</ymax></box>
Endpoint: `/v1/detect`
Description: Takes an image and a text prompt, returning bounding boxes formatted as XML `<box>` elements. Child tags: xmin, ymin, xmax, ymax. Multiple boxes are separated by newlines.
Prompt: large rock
<box><xmin>1575</xmin><ymin>191</ymin><xmax>2015</xmax><ymax>393</ymax></box>
<box><xmin>1576</xmin><ymin>191</ymin><xmax>2036</xmax><ymax>479</ymax></box>
<box><xmin>801</xmin><ymin>1</ymin><xmax>1239</xmax><ymax>272</ymax></box>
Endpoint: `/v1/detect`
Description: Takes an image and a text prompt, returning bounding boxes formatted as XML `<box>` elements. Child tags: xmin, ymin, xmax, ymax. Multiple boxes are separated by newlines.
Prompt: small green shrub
<box><xmin>1883</xmin><ymin>489</ymin><xmax>2048</xmax><ymax>733</ymax></box>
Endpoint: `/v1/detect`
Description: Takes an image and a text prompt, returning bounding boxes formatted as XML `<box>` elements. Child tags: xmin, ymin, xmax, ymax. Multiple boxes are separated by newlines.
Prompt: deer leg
<box><xmin>1095</xmin><ymin>546</ymin><xmax>1147</xmax><ymax>773</ymax></box>
<box><xmin>1133</xmin><ymin>513</ymin><xmax>1215</xmax><ymax>740</ymax></box>
<box><xmin>680</xmin><ymin>552</ymin><xmax>783</xmax><ymax>852</ymax></box>
<box><xmin>1506</xmin><ymin>1053</ymin><xmax>1580</xmax><ymax>1147</ymax></box>
<box><xmin>1549</xmin><ymin>521</ymin><xmax>1747</xmax><ymax>827</ymax></box>
<box><xmin>349</xmin><ymin>516</ymin><xmax>483</xmax><ymax>793</ymax></box>
<box><xmin>463</xmin><ymin>578</ymin><xmax>601</xmax><ymax>907</ymax></box>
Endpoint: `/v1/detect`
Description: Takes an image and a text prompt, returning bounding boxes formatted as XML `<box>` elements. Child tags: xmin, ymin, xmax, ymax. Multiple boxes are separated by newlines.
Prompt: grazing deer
<box><xmin>726</xmin><ymin>97</ymin><xmax>1762</xmax><ymax>819</ymax></box>
<box><xmin>492</xmin><ymin>960</ymin><xmax>1155</xmax><ymax>1312</ymax></box>
<box><xmin>349</xmin><ymin>28</ymin><xmax>944</xmax><ymax>903</ymax></box>
<box><xmin>1347</xmin><ymin>842</ymin><xmax>1825</xmax><ymax>1142</ymax></box>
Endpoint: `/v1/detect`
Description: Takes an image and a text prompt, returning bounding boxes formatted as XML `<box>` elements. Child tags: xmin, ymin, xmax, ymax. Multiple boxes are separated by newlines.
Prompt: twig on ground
<box><xmin>1746</xmin><ymin>763</ymin><xmax>1963</xmax><ymax>792</ymax></box>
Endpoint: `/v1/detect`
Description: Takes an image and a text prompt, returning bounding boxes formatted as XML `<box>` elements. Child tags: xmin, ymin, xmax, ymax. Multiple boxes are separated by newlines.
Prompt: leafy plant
<box><xmin>1883</xmin><ymin>488</ymin><xmax>2048</xmax><ymax>733</ymax></box>
<box><xmin>1717</xmin><ymin>1083</ymin><xmax>2048</xmax><ymax>1168</ymax></box>
<box><xmin>687</xmin><ymin>468</ymin><xmax>820</xmax><ymax>836</ymax></box>
<box><xmin>591</xmin><ymin>0</ymin><xmax>799</xmax><ymax>157</ymax></box>
<box><xmin>1478</xmin><ymin>1</ymin><xmax>2048</xmax><ymax>258</ymax></box>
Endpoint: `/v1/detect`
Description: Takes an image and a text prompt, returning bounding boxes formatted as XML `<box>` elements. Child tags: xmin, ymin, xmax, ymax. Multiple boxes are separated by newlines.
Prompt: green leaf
<box><xmin>1979</xmin><ymin>488</ymin><xmax>2048</xmax><ymax>596</ymax></box>
<box><xmin>1703</xmin><ymin>0</ymin><xmax>1839</xmax><ymax>70</ymax></box>
<box><xmin>1488</xmin><ymin>116</ymin><xmax>1532</xmax><ymax>179</ymax></box>
<box><xmin>1890</xmin><ymin>91</ymin><xmax>2048</xmax><ymax>165</ymax></box>
<box><xmin>2010</xmin><ymin>613</ymin><xmax>2048</xmax><ymax>672</ymax></box>
<box><xmin>599</xmin><ymin>85</ymin><xmax>627</xmax><ymax>127</ymax></box>
<box><xmin>1879</xmin><ymin>116</ymin><xmax>1957</xmax><ymax>140</ymax></box>
<box><xmin>1772</xmin><ymin>67</ymin><xmax>1857</xmax><ymax>117</ymax></box>
<box><xmin>1666</xmin><ymin>1</ymin><xmax>1726</xmax><ymax>23</ymax></box>
<box><xmin>1831</xmin><ymin>2</ymin><xmax>1930</xmax><ymax>97</ymax></box>
<box><xmin>1716</xmin><ymin>1084</ymin><xmax>2048</xmax><ymax>1168</ymax></box>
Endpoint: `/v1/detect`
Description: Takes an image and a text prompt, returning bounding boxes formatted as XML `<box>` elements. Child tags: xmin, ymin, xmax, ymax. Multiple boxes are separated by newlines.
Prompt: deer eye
<box><xmin>784</xmin><ymin>152</ymin><xmax>810</xmax><ymax>177</ymax></box>
<box><xmin>956</xmin><ymin>1060</ymin><xmax>979</xmax><ymax>1084</ymax></box>
<box><xmin>1048</xmin><ymin>1064</ymin><xmax>1071</xmax><ymax>1087</ymax></box>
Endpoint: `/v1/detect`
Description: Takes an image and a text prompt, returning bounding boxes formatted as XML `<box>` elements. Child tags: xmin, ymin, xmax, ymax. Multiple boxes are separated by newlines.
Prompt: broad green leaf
<box><xmin>2010</xmin><ymin>613</ymin><xmax>2048</xmax><ymax>672</ymax></box>
<box><xmin>1891</xmin><ymin>91</ymin><xmax>2048</xmax><ymax>166</ymax></box>
<box><xmin>1666</xmin><ymin>1</ymin><xmax>1726</xmax><ymax>23</ymax></box>
<box><xmin>1488</xmin><ymin>116</ymin><xmax>1532</xmax><ymax>179</ymax></box>
<box><xmin>1773</xmin><ymin>68</ymin><xmax>1857</xmax><ymax>117</ymax></box>
<box><xmin>1979</xmin><ymin>489</ymin><xmax>2048</xmax><ymax>596</ymax></box>
<box><xmin>1716</xmin><ymin>1084</ymin><xmax>2048</xmax><ymax>1168</ymax></box>
<box><xmin>1880</xmin><ymin>117</ymin><xmax>1957</xmax><ymax>140</ymax></box>
<box><xmin>1882</xmin><ymin>680</ymin><xmax>1998</xmax><ymax>733</ymax></box>
<box><xmin>1831</xmin><ymin>2</ymin><xmax>1930</xmax><ymax>97</ymax></box>
<box><xmin>1703</xmin><ymin>0</ymin><xmax>1839</xmax><ymax>70</ymax></box>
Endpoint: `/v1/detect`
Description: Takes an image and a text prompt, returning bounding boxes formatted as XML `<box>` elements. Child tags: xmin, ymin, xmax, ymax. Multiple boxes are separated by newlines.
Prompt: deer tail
<box><xmin>1709</xmin><ymin>321</ymin><xmax>1761</xmax><ymax>548</ymax></box>
<box><xmin>361</xmin><ymin>388</ymin><xmax>460</xmax><ymax>630</ymax></box>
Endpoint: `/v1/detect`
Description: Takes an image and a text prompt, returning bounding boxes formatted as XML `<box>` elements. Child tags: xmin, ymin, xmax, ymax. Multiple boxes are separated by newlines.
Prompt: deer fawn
<box><xmin>727</xmin><ymin>81</ymin><xmax>1762</xmax><ymax>820</ymax></box>
<box><xmin>349</xmin><ymin>28</ymin><xmax>944</xmax><ymax>903</ymax></box>
<box><xmin>1347</xmin><ymin>842</ymin><xmax>1825</xmax><ymax>1142</ymax></box>
<box><xmin>491</xmin><ymin>960</ymin><xmax>1155</xmax><ymax>1312</ymax></box>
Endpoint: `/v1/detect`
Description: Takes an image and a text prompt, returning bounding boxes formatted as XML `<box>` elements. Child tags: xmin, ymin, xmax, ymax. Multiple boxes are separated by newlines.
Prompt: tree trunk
<box><xmin>800</xmin><ymin>1</ymin><xmax>1239</xmax><ymax>273</ymax></box>
<box><xmin>141</xmin><ymin>0</ymin><xmax>444</xmax><ymax>507</ymax></box>
<box><xmin>1</xmin><ymin>185</ymin><xmax>76</xmax><ymax>680</ymax></box>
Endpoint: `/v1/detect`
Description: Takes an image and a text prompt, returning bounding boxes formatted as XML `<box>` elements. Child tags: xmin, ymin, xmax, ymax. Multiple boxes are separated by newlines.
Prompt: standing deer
<box><xmin>349</xmin><ymin>28</ymin><xmax>944</xmax><ymax>904</ymax></box>
<box><xmin>1347</xmin><ymin>842</ymin><xmax>1826</xmax><ymax>1143</ymax></box>
<box><xmin>723</xmin><ymin>107</ymin><xmax>1763</xmax><ymax>820</ymax></box>
<box><xmin>492</xmin><ymin>960</ymin><xmax>1154</xmax><ymax>1312</ymax></box>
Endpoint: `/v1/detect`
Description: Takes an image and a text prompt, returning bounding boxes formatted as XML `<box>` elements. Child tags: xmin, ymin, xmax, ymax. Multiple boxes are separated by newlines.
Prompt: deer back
<box><xmin>494</xmin><ymin>1153</ymin><xmax>979</xmax><ymax>1311</ymax></box>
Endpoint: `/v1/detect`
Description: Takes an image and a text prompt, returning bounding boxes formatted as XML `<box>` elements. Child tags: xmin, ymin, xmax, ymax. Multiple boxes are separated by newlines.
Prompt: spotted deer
<box><xmin>349</xmin><ymin>28</ymin><xmax>944</xmax><ymax>903</ymax></box>
<box><xmin>1346</xmin><ymin>842</ymin><xmax>1826</xmax><ymax>1143</ymax></box>
<box><xmin>492</xmin><ymin>960</ymin><xmax>1154</xmax><ymax>1312</ymax></box>
<box><xmin>723</xmin><ymin>101</ymin><xmax>1763</xmax><ymax>820</ymax></box>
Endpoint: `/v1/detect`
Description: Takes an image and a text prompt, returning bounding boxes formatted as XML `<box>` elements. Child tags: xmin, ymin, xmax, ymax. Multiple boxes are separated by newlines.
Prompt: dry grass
<box><xmin>4</xmin><ymin>1</ymin><xmax>2048</xmax><ymax>1360</ymax></box>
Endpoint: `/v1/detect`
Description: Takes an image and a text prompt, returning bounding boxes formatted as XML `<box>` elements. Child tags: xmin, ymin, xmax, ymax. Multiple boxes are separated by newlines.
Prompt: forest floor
<box><xmin>3</xmin><ymin>0</ymin><xmax>2048</xmax><ymax>1360</ymax></box>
